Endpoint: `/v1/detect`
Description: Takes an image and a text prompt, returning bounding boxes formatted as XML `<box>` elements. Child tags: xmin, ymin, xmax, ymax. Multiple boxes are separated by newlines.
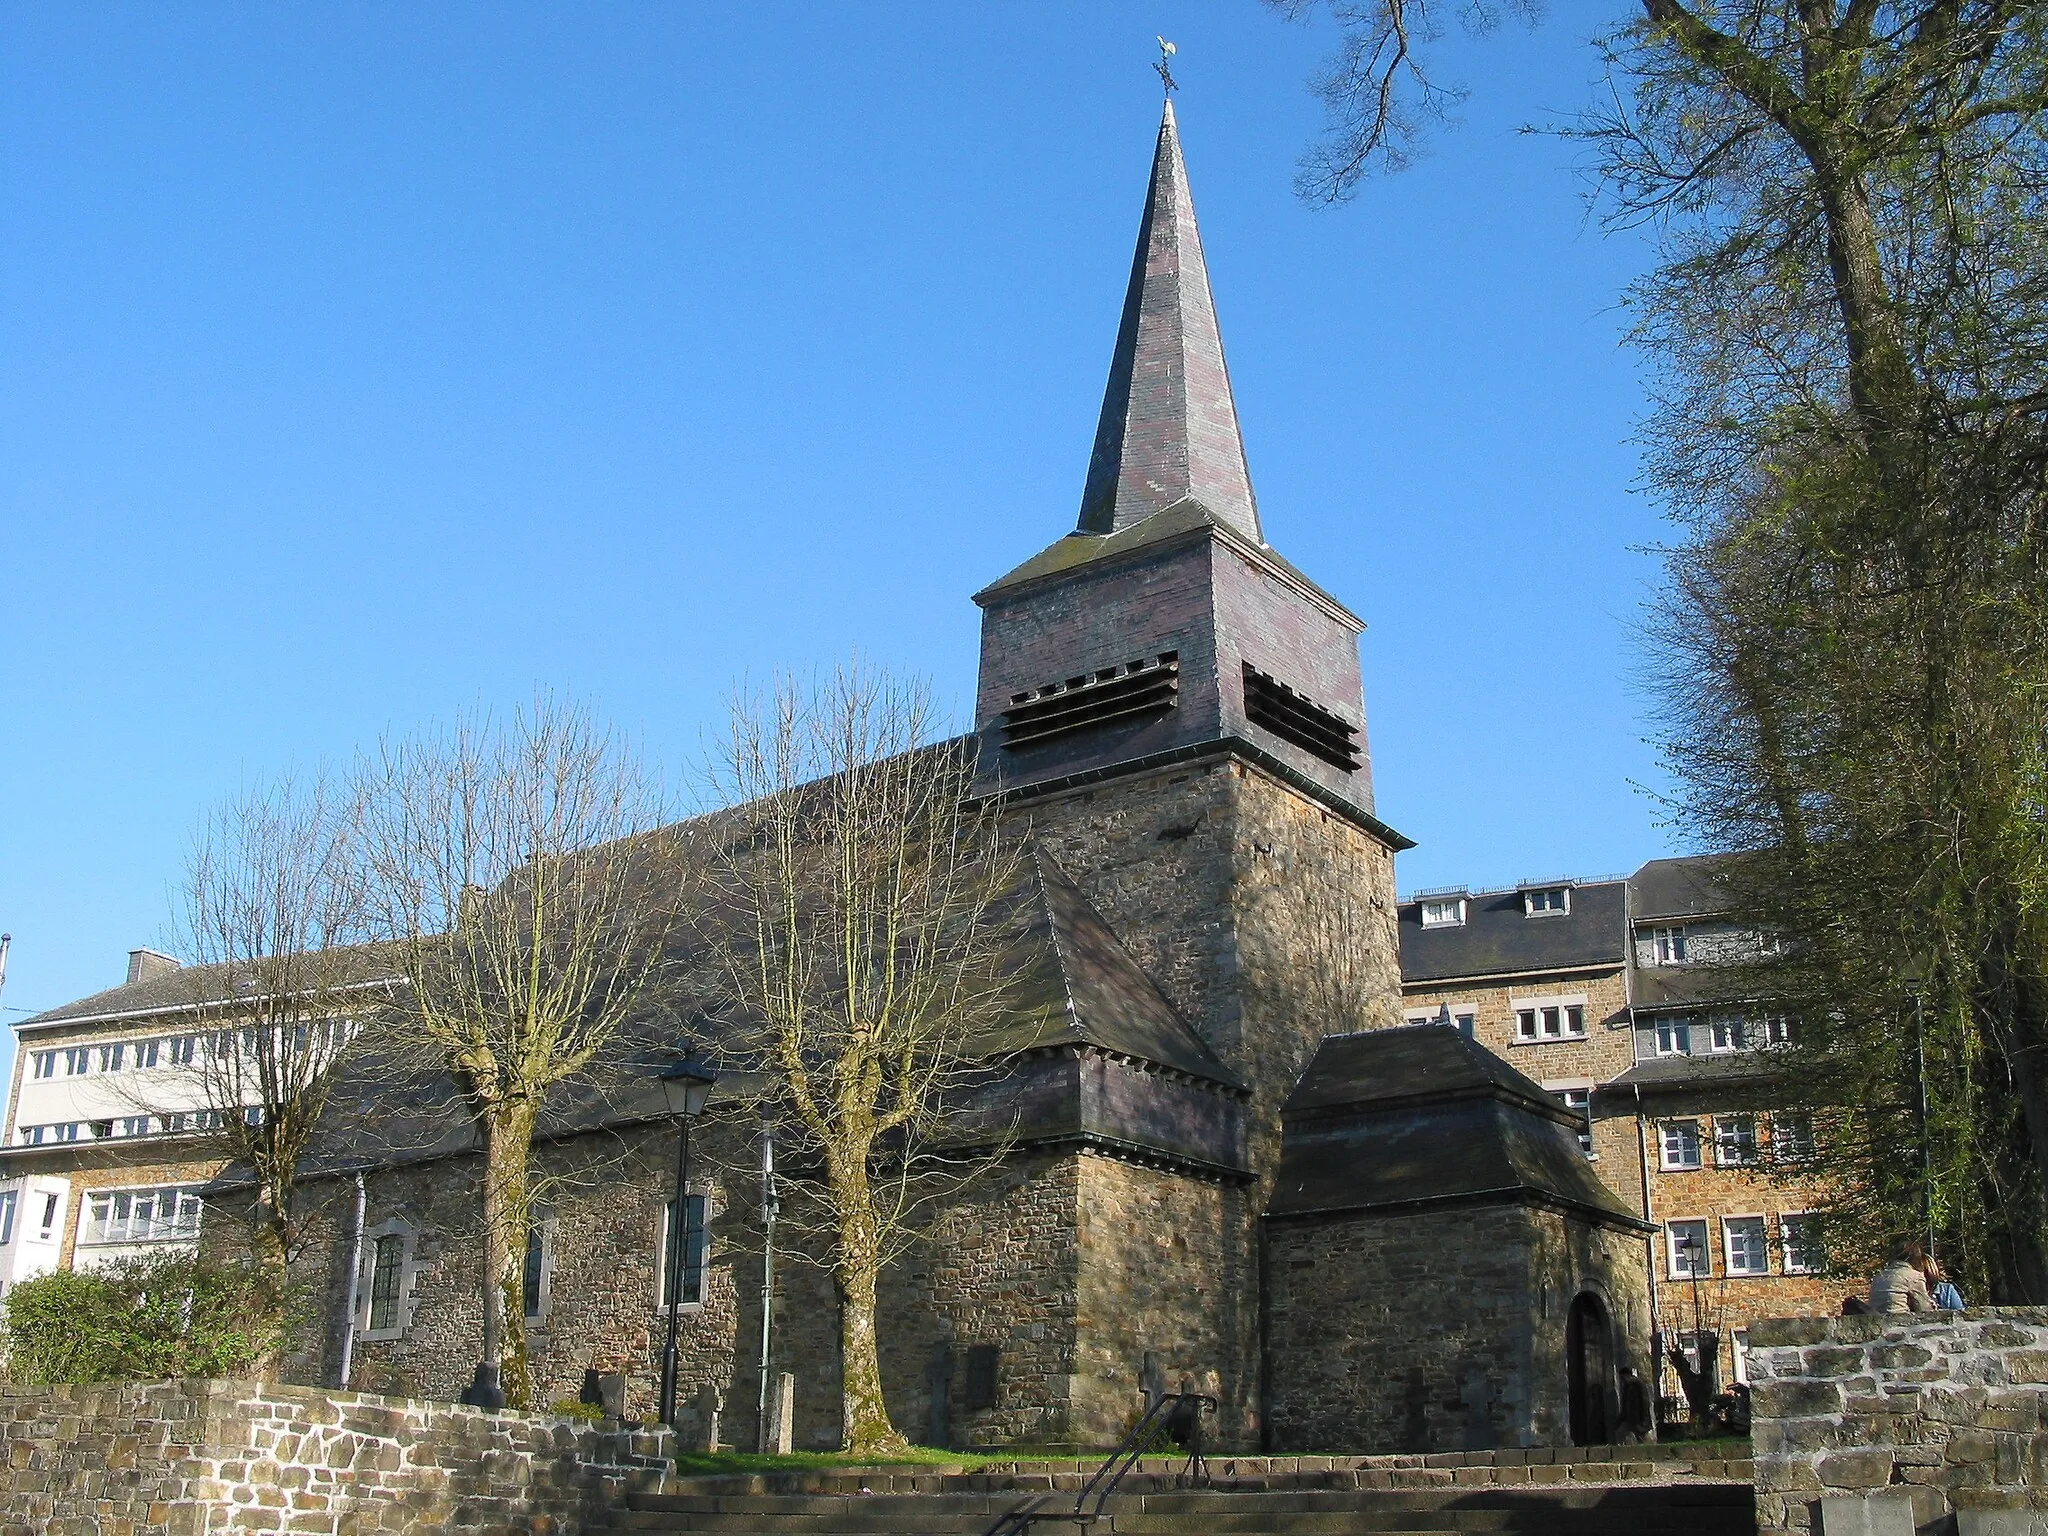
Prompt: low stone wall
<box><xmin>1748</xmin><ymin>1308</ymin><xmax>2048</xmax><ymax>1533</ymax></box>
<box><xmin>0</xmin><ymin>1378</ymin><xmax>670</xmax><ymax>1536</ymax></box>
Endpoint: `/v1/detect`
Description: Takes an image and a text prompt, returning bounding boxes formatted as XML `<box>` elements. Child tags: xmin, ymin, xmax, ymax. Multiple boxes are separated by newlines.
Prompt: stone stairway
<box><xmin>602</xmin><ymin>1446</ymin><xmax>1758</xmax><ymax>1536</ymax></box>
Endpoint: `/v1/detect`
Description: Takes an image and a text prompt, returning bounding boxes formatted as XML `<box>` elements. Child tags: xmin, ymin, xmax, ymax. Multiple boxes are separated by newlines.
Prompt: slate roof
<box><xmin>983</xmin><ymin>847</ymin><xmax>1242</xmax><ymax>1088</ymax></box>
<box><xmin>192</xmin><ymin>841</ymin><xmax>1241</xmax><ymax>1186</ymax></box>
<box><xmin>1631</xmin><ymin>963</ymin><xmax>1762</xmax><ymax>1013</ymax></box>
<box><xmin>17</xmin><ymin>944</ymin><xmax>403</xmax><ymax>1029</ymax></box>
<box><xmin>1076</xmin><ymin>100</ymin><xmax>1260</xmax><ymax>543</ymax></box>
<box><xmin>1602</xmin><ymin>1051</ymin><xmax>1789</xmax><ymax>1094</ymax></box>
<box><xmin>1399</xmin><ymin>880</ymin><xmax>1627</xmax><ymax>984</ymax></box>
<box><xmin>1270</xmin><ymin>1026</ymin><xmax>1647</xmax><ymax>1229</ymax></box>
<box><xmin>1630</xmin><ymin>854</ymin><xmax>1740</xmax><ymax>921</ymax></box>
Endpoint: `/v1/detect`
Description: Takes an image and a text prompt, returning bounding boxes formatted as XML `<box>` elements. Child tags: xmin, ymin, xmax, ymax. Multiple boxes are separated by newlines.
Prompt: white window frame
<box><xmin>1731</xmin><ymin>1329</ymin><xmax>1752</xmax><ymax>1384</ymax></box>
<box><xmin>1523</xmin><ymin>887</ymin><xmax>1571</xmax><ymax>918</ymax></box>
<box><xmin>522</xmin><ymin>1211</ymin><xmax>557</xmax><ymax>1325</ymax></box>
<box><xmin>30</xmin><ymin>1052</ymin><xmax>55</xmax><ymax>1081</ymax></box>
<box><xmin>1780</xmin><ymin>1211</ymin><xmax>1821</xmax><ymax>1274</ymax></box>
<box><xmin>1512</xmin><ymin>994</ymin><xmax>1588</xmax><ymax>1043</ymax></box>
<box><xmin>1654</xmin><ymin>1017</ymin><xmax>1694</xmax><ymax>1057</ymax></box>
<box><xmin>1667</xmin><ymin>1219</ymin><xmax>1711</xmax><ymax>1279</ymax></box>
<box><xmin>1404</xmin><ymin>1005</ymin><xmax>1477</xmax><ymax>1037</ymax></box>
<box><xmin>1419</xmin><ymin>897</ymin><xmax>1467</xmax><ymax>929</ymax></box>
<box><xmin>0</xmin><ymin>1190</ymin><xmax>17</xmax><ymax>1246</ymax></box>
<box><xmin>1723</xmin><ymin>1214</ymin><xmax>1770</xmax><ymax>1276</ymax></box>
<box><xmin>33</xmin><ymin>1191</ymin><xmax>62</xmax><ymax>1243</ymax></box>
<box><xmin>1707</xmin><ymin>1016</ymin><xmax>1747</xmax><ymax>1053</ymax></box>
<box><xmin>356</xmin><ymin>1218</ymin><xmax>422</xmax><ymax>1342</ymax></box>
<box><xmin>1660</xmin><ymin>1119</ymin><xmax>1703</xmax><ymax>1170</ymax></box>
<box><xmin>1773</xmin><ymin>1112</ymin><xmax>1815</xmax><ymax>1164</ymax></box>
<box><xmin>80</xmin><ymin>1186</ymin><xmax>202</xmax><ymax>1247</ymax></box>
<box><xmin>1548</xmin><ymin>1083</ymin><xmax>1594</xmax><ymax>1156</ymax></box>
<box><xmin>1651</xmin><ymin>925</ymin><xmax>1689</xmax><ymax>964</ymax></box>
<box><xmin>1762</xmin><ymin>1015</ymin><xmax>1794</xmax><ymax>1047</ymax></box>
<box><xmin>656</xmin><ymin>1187</ymin><xmax>712</xmax><ymax>1311</ymax></box>
<box><xmin>1715</xmin><ymin>1115</ymin><xmax>1760</xmax><ymax>1166</ymax></box>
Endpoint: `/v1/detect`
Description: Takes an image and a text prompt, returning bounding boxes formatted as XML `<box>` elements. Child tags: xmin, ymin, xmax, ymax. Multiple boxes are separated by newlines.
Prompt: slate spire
<box><xmin>1077</xmin><ymin>101</ymin><xmax>1261</xmax><ymax>542</ymax></box>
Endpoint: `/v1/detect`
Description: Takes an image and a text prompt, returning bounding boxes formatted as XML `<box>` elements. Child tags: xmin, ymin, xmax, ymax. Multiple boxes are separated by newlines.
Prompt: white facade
<box><xmin>0</xmin><ymin>1176</ymin><xmax>73</xmax><ymax>1295</ymax></box>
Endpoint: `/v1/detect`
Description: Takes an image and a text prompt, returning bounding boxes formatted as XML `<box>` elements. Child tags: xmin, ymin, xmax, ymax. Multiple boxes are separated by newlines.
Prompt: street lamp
<box><xmin>657</xmin><ymin>1061</ymin><xmax>716</xmax><ymax>1428</ymax></box>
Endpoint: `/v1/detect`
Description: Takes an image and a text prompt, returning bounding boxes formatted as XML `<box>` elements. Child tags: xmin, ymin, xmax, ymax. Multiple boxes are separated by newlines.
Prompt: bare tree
<box><xmin>351</xmin><ymin>698</ymin><xmax>688</xmax><ymax>1411</ymax></box>
<box><xmin>163</xmin><ymin>776</ymin><xmax>379</xmax><ymax>1304</ymax></box>
<box><xmin>702</xmin><ymin>667</ymin><xmax>1023</xmax><ymax>1455</ymax></box>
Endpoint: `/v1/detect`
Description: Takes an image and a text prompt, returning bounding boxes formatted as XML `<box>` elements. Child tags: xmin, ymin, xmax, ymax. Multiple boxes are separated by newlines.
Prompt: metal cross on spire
<box><xmin>1154</xmin><ymin>36</ymin><xmax>1178</xmax><ymax>94</ymax></box>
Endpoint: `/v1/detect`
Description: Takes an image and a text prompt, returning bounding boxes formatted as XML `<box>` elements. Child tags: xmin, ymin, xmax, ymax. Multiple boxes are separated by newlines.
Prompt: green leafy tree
<box><xmin>1276</xmin><ymin>0</ymin><xmax>2048</xmax><ymax>1294</ymax></box>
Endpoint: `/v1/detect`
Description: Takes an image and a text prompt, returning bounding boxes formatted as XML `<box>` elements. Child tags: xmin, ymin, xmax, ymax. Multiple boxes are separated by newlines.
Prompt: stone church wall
<box><xmin>268</xmin><ymin>1120</ymin><xmax>1097</xmax><ymax>1452</ymax></box>
<box><xmin>1265</xmin><ymin>1204</ymin><xmax>1652</xmax><ymax>1454</ymax></box>
<box><xmin>1071</xmin><ymin>1154</ymin><xmax>1248</xmax><ymax>1447</ymax></box>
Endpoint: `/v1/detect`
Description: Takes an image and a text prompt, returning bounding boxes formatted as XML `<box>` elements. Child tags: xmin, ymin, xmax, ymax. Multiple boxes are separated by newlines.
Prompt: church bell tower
<box><xmin>967</xmin><ymin>97</ymin><xmax>1413</xmax><ymax>1450</ymax></box>
<box><xmin>973</xmin><ymin>102</ymin><xmax>1405</xmax><ymax>852</ymax></box>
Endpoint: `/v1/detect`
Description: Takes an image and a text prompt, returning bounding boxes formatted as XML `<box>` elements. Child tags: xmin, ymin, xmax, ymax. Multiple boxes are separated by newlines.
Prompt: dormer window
<box><xmin>1522</xmin><ymin>886</ymin><xmax>1570</xmax><ymax>917</ymax></box>
<box><xmin>1651</xmin><ymin>925</ymin><xmax>1688</xmax><ymax>963</ymax></box>
<box><xmin>1418</xmin><ymin>895</ymin><xmax>1467</xmax><ymax>928</ymax></box>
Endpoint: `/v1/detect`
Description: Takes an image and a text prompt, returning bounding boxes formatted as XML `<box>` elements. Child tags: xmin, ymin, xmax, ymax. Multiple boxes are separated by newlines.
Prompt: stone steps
<box><xmin>605</xmin><ymin>1481</ymin><xmax>1758</xmax><ymax>1535</ymax></box>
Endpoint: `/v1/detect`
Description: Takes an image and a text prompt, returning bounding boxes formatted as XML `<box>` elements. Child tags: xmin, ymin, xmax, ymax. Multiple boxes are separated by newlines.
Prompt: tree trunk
<box><xmin>831</xmin><ymin>1168</ymin><xmax>904</xmax><ymax>1456</ymax></box>
<box><xmin>1810</xmin><ymin>150</ymin><xmax>1922</xmax><ymax>489</ymax></box>
<box><xmin>837</xmin><ymin>1251</ymin><xmax>901</xmax><ymax>1455</ymax></box>
<box><xmin>251</xmin><ymin>1179</ymin><xmax>291</xmax><ymax>1382</ymax></box>
<box><xmin>480</xmin><ymin>1099</ymin><xmax>538</xmax><ymax>1410</ymax></box>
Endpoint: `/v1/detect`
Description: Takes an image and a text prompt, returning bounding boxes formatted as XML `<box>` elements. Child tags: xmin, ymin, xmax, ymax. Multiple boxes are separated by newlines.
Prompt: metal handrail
<box><xmin>981</xmin><ymin>1391</ymin><xmax>1216</xmax><ymax>1535</ymax></box>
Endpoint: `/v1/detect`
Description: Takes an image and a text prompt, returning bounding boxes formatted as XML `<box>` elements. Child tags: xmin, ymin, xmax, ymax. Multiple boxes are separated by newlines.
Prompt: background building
<box><xmin>1398</xmin><ymin>854</ymin><xmax>1830</xmax><ymax>1413</ymax></box>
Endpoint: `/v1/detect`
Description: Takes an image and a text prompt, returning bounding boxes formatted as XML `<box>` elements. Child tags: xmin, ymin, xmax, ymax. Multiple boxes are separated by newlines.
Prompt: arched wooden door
<box><xmin>1566</xmin><ymin>1292</ymin><xmax>1615</xmax><ymax>1446</ymax></box>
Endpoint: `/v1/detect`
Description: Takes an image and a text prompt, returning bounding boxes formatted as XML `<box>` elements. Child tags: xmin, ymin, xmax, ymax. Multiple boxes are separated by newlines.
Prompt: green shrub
<box><xmin>0</xmin><ymin>1252</ymin><xmax>287</xmax><ymax>1385</ymax></box>
<box><xmin>548</xmin><ymin>1398</ymin><xmax>606</xmax><ymax>1423</ymax></box>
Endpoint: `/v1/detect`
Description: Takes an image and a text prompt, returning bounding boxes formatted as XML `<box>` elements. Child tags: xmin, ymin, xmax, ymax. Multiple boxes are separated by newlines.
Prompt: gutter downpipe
<box><xmin>1624</xmin><ymin>876</ymin><xmax>1667</xmax><ymax>1422</ymax></box>
<box><xmin>336</xmin><ymin>1171</ymin><xmax>367</xmax><ymax>1389</ymax></box>
<box><xmin>755</xmin><ymin>1117</ymin><xmax>778</xmax><ymax>1452</ymax></box>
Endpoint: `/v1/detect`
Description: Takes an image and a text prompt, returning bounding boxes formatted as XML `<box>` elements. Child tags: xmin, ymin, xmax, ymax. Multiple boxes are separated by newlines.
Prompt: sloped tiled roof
<box><xmin>19</xmin><ymin>943</ymin><xmax>403</xmax><ymax>1029</ymax></box>
<box><xmin>1630</xmin><ymin>854</ymin><xmax>1741</xmax><ymax>921</ymax></box>
<box><xmin>1076</xmin><ymin>100</ymin><xmax>1259</xmax><ymax>543</ymax></box>
<box><xmin>1271</xmin><ymin>1026</ymin><xmax>1647</xmax><ymax>1229</ymax></box>
<box><xmin>980</xmin><ymin>847</ymin><xmax>1241</xmax><ymax>1089</ymax></box>
<box><xmin>1399</xmin><ymin>880</ymin><xmax>1627</xmax><ymax>984</ymax></box>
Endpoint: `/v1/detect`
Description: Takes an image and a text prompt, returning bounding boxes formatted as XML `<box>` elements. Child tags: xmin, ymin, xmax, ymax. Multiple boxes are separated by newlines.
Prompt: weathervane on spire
<box><xmin>1154</xmin><ymin>37</ymin><xmax>1179</xmax><ymax>94</ymax></box>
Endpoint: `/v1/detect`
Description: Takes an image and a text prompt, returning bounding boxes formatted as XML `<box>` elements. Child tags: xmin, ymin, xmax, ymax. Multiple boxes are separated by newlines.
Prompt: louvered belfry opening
<box><xmin>1000</xmin><ymin>652</ymin><xmax>1181</xmax><ymax>751</ymax></box>
<box><xmin>1242</xmin><ymin>663</ymin><xmax>1360</xmax><ymax>772</ymax></box>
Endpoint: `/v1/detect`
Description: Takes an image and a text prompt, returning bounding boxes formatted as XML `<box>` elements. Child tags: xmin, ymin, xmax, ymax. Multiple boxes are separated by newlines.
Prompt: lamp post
<box><xmin>656</xmin><ymin>1062</ymin><xmax>716</xmax><ymax>1429</ymax></box>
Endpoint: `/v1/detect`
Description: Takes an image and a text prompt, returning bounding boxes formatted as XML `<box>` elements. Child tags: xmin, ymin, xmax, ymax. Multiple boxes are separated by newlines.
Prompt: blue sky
<box><xmin>0</xmin><ymin>2</ymin><xmax>1678</xmax><ymax>1039</ymax></box>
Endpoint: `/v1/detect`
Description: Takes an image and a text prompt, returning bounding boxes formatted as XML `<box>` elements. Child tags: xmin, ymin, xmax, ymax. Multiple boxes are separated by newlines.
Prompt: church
<box><xmin>6</xmin><ymin>101</ymin><xmax>1654</xmax><ymax>1455</ymax></box>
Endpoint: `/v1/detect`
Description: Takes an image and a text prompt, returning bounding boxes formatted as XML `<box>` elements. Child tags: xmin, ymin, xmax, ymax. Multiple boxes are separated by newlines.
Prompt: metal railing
<box><xmin>981</xmin><ymin>1391</ymin><xmax>1216</xmax><ymax>1535</ymax></box>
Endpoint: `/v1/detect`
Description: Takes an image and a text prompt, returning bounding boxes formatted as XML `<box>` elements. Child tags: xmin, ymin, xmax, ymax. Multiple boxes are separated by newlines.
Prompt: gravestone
<box><xmin>596</xmin><ymin>1373</ymin><xmax>628</xmax><ymax>1421</ymax></box>
<box><xmin>769</xmin><ymin>1372</ymin><xmax>795</xmax><ymax>1455</ymax></box>
<box><xmin>1140</xmin><ymin>1351</ymin><xmax>1166</xmax><ymax>1412</ymax></box>
<box><xmin>695</xmin><ymin>1383</ymin><xmax>724</xmax><ymax>1453</ymax></box>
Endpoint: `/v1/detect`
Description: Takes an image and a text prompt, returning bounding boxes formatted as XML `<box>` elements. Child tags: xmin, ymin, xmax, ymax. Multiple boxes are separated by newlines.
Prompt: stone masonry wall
<box><xmin>1018</xmin><ymin>755</ymin><xmax>1403</xmax><ymax>1456</ymax></box>
<box><xmin>1748</xmin><ymin>1308</ymin><xmax>2048</xmax><ymax>1533</ymax></box>
<box><xmin>1071</xmin><ymin>1153</ymin><xmax>1245</xmax><ymax>1447</ymax></box>
<box><xmin>0</xmin><ymin>1377</ymin><xmax>668</xmax><ymax>1536</ymax></box>
<box><xmin>275</xmin><ymin>1123</ymin><xmax>1091</xmax><ymax>1454</ymax></box>
<box><xmin>1266</xmin><ymin>1204</ymin><xmax>1652</xmax><ymax>1454</ymax></box>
